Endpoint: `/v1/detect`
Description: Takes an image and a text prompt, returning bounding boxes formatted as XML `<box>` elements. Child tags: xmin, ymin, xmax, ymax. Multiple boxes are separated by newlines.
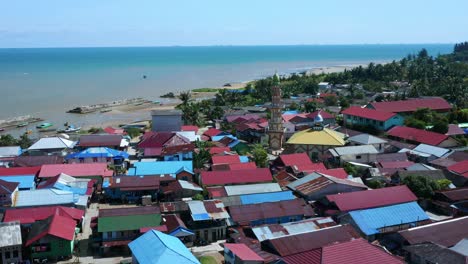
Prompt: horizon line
<box><xmin>0</xmin><ymin>42</ymin><xmax>456</xmax><ymax>50</ymax></box>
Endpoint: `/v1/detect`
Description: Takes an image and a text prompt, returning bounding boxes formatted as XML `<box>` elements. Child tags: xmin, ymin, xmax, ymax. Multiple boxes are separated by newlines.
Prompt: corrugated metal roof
<box><xmin>201</xmin><ymin>168</ymin><xmax>272</xmax><ymax>186</ymax></box>
<box><xmin>388</xmin><ymin>126</ymin><xmax>448</xmax><ymax>146</ymax></box>
<box><xmin>436</xmin><ymin>187</ymin><xmax>468</xmax><ymax>201</ymax></box>
<box><xmin>342</xmin><ymin>106</ymin><xmax>396</xmax><ymax>121</ymax></box>
<box><xmin>321</xmin><ymin>238</ymin><xmax>404</xmax><ymax>264</ymax></box>
<box><xmin>78</xmin><ymin>134</ymin><xmax>122</xmax><ymax>147</ymax></box>
<box><xmin>224</xmin><ymin>243</ymin><xmax>264</xmax><ymax>261</ymax></box>
<box><xmin>282</xmin><ymin>248</ymin><xmax>322</xmax><ymax>264</ymax></box>
<box><xmin>0</xmin><ymin>175</ymin><xmax>35</xmax><ymax>189</ymax></box>
<box><xmin>370</xmin><ymin>97</ymin><xmax>451</xmax><ymax>113</ymax></box>
<box><xmin>330</xmin><ymin>145</ymin><xmax>378</xmax><ymax>156</ymax></box>
<box><xmin>448</xmin><ymin>160</ymin><xmax>468</xmax><ymax>176</ymax></box>
<box><xmin>348</xmin><ymin>133</ymin><xmax>387</xmax><ymax>145</ymax></box>
<box><xmin>129</xmin><ymin>230</ymin><xmax>200</xmax><ymax>264</ymax></box>
<box><xmin>3</xmin><ymin>206</ymin><xmax>84</xmax><ymax>224</ymax></box>
<box><xmin>412</xmin><ymin>144</ymin><xmax>450</xmax><ymax>158</ymax></box>
<box><xmin>25</xmin><ymin>214</ymin><xmax>76</xmax><ymax>246</ymax></box>
<box><xmin>187</xmin><ymin>200</ymin><xmax>229</xmax><ymax>221</ymax></box>
<box><xmin>178</xmin><ymin>180</ymin><xmax>203</xmax><ymax>191</ymax></box>
<box><xmin>278</xmin><ymin>153</ymin><xmax>313</xmax><ymax>166</ymax></box>
<box><xmin>379</xmin><ymin>161</ymin><xmax>414</xmax><ymax>169</ymax></box>
<box><xmin>127</xmin><ymin>161</ymin><xmax>193</xmax><ymax>176</ymax></box>
<box><xmin>0</xmin><ymin>146</ymin><xmax>21</xmax><ymax>157</ymax></box>
<box><xmin>39</xmin><ymin>163</ymin><xmax>113</xmax><ymax>178</ymax></box>
<box><xmin>14</xmin><ymin>189</ymin><xmax>77</xmax><ymax>207</ymax></box>
<box><xmin>99</xmin><ymin>206</ymin><xmax>160</xmax><ymax>217</ymax></box>
<box><xmin>286</xmin><ymin>128</ymin><xmax>345</xmax><ymax>146</ymax></box>
<box><xmin>13</xmin><ymin>155</ymin><xmax>64</xmax><ymax>167</ymax></box>
<box><xmin>212</xmin><ymin>155</ymin><xmax>242</xmax><ymax>165</ymax></box>
<box><xmin>0</xmin><ymin>166</ymin><xmax>40</xmax><ymax>176</ymax></box>
<box><xmin>349</xmin><ymin>201</ymin><xmax>429</xmax><ymax>236</ymax></box>
<box><xmin>266</xmin><ymin>224</ymin><xmax>359</xmax><ymax>257</ymax></box>
<box><xmin>98</xmin><ymin>214</ymin><xmax>162</xmax><ymax>232</ymax></box>
<box><xmin>107</xmin><ymin>175</ymin><xmax>160</xmax><ymax>190</ymax></box>
<box><xmin>287</xmin><ymin>172</ymin><xmax>367</xmax><ymax>196</ymax></box>
<box><xmin>252</xmin><ymin>217</ymin><xmax>336</xmax><ymax>242</ymax></box>
<box><xmin>240</xmin><ymin>191</ymin><xmax>295</xmax><ymax>205</ymax></box>
<box><xmin>327</xmin><ymin>185</ymin><xmax>417</xmax><ymax>212</ymax></box>
<box><xmin>28</xmin><ymin>137</ymin><xmax>76</xmax><ymax>150</ymax></box>
<box><xmin>0</xmin><ymin>222</ymin><xmax>22</xmax><ymax>247</ymax></box>
<box><xmin>224</xmin><ymin>183</ymin><xmax>282</xmax><ymax>196</ymax></box>
<box><xmin>399</xmin><ymin>216</ymin><xmax>468</xmax><ymax>247</ymax></box>
<box><xmin>376</xmin><ymin>153</ymin><xmax>408</xmax><ymax>162</ymax></box>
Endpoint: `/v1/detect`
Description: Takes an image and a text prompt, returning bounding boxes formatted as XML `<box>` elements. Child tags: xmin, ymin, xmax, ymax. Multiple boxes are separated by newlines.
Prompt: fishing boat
<box><xmin>36</xmin><ymin>122</ymin><xmax>53</xmax><ymax>129</ymax></box>
<box><xmin>100</xmin><ymin>109</ymin><xmax>112</xmax><ymax>113</ymax></box>
<box><xmin>57</xmin><ymin>125</ymin><xmax>81</xmax><ymax>133</ymax></box>
<box><xmin>17</xmin><ymin>122</ymin><xmax>28</xmax><ymax>127</ymax></box>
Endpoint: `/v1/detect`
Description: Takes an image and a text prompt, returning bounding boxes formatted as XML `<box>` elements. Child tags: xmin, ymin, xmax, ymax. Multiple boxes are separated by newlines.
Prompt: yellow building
<box><xmin>285</xmin><ymin>126</ymin><xmax>345</xmax><ymax>161</ymax></box>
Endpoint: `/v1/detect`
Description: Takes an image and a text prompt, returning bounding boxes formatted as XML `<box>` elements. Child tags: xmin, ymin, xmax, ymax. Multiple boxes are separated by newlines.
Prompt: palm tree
<box><xmin>178</xmin><ymin>91</ymin><xmax>192</xmax><ymax>106</ymax></box>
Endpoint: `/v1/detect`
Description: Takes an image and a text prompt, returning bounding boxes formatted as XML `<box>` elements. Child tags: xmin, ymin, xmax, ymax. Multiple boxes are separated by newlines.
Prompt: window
<box><xmin>356</xmin><ymin>155</ymin><xmax>362</xmax><ymax>159</ymax></box>
<box><xmin>13</xmin><ymin>250</ymin><xmax>18</xmax><ymax>258</ymax></box>
<box><xmin>195</xmin><ymin>231</ymin><xmax>200</xmax><ymax>239</ymax></box>
<box><xmin>204</xmin><ymin>230</ymin><xmax>209</xmax><ymax>240</ymax></box>
<box><xmin>5</xmin><ymin>251</ymin><xmax>11</xmax><ymax>259</ymax></box>
<box><xmin>379</xmin><ymin>121</ymin><xmax>384</xmax><ymax>126</ymax></box>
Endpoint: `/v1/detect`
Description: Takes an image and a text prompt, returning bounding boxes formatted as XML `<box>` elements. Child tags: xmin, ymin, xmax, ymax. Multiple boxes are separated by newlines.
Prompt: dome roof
<box><xmin>314</xmin><ymin>112</ymin><xmax>324</xmax><ymax>123</ymax></box>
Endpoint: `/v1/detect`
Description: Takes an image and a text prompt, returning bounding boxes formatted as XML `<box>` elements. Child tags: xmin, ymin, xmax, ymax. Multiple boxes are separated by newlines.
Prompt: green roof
<box><xmin>98</xmin><ymin>214</ymin><xmax>161</xmax><ymax>233</ymax></box>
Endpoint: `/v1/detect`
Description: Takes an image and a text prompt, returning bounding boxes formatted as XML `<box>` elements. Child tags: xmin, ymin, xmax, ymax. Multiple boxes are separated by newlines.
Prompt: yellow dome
<box><xmin>286</xmin><ymin>128</ymin><xmax>345</xmax><ymax>146</ymax></box>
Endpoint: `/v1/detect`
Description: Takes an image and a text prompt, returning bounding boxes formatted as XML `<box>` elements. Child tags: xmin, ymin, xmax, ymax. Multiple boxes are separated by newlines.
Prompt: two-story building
<box><xmin>342</xmin><ymin>106</ymin><xmax>404</xmax><ymax>131</ymax></box>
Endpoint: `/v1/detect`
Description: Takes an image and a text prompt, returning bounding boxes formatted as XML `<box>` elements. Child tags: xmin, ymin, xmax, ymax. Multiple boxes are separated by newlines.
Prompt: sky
<box><xmin>1</xmin><ymin>0</ymin><xmax>467</xmax><ymax>48</ymax></box>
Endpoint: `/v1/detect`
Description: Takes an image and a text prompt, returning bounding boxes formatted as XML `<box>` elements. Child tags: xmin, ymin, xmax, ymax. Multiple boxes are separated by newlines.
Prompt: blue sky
<box><xmin>1</xmin><ymin>0</ymin><xmax>467</xmax><ymax>48</ymax></box>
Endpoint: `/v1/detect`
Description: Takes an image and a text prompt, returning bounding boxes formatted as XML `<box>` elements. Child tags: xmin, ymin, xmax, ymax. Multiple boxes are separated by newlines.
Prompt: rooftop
<box><xmin>0</xmin><ymin>166</ymin><xmax>40</xmax><ymax>176</ymax></box>
<box><xmin>187</xmin><ymin>200</ymin><xmax>230</xmax><ymax>221</ymax></box>
<box><xmin>387</xmin><ymin>126</ymin><xmax>448</xmax><ymax>146</ymax></box>
<box><xmin>448</xmin><ymin>160</ymin><xmax>468</xmax><ymax>177</ymax></box>
<box><xmin>342</xmin><ymin>106</ymin><xmax>396</xmax><ymax>121</ymax></box>
<box><xmin>278</xmin><ymin>153</ymin><xmax>313</xmax><ymax>167</ymax></box>
<box><xmin>412</xmin><ymin>144</ymin><xmax>451</xmax><ymax>158</ymax></box>
<box><xmin>201</xmin><ymin>168</ymin><xmax>272</xmax><ymax>186</ymax></box>
<box><xmin>286</xmin><ymin>128</ymin><xmax>345</xmax><ymax>146</ymax></box>
<box><xmin>28</xmin><ymin>137</ymin><xmax>76</xmax><ymax>150</ymax></box>
<box><xmin>14</xmin><ymin>189</ymin><xmax>77</xmax><ymax>207</ymax></box>
<box><xmin>38</xmin><ymin>163</ymin><xmax>113</xmax><ymax>178</ymax></box>
<box><xmin>26</xmin><ymin>214</ymin><xmax>76</xmax><ymax>246</ymax></box>
<box><xmin>127</xmin><ymin>161</ymin><xmax>193</xmax><ymax>177</ymax></box>
<box><xmin>348</xmin><ymin>133</ymin><xmax>387</xmax><ymax>145</ymax></box>
<box><xmin>326</xmin><ymin>185</ymin><xmax>417</xmax><ymax>212</ymax></box>
<box><xmin>99</xmin><ymin>206</ymin><xmax>160</xmax><ymax>217</ymax></box>
<box><xmin>98</xmin><ymin>214</ymin><xmax>162</xmax><ymax>232</ymax></box>
<box><xmin>13</xmin><ymin>155</ymin><xmax>64</xmax><ymax>167</ymax></box>
<box><xmin>224</xmin><ymin>243</ymin><xmax>264</xmax><ymax>262</ymax></box>
<box><xmin>3</xmin><ymin>206</ymin><xmax>84</xmax><ymax>224</ymax></box>
<box><xmin>224</xmin><ymin>183</ymin><xmax>282</xmax><ymax>196</ymax></box>
<box><xmin>329</xmin><ymin>145</ymin><xmax>379</xmax><ymax>156</ymax></box>
<box><xmin>287</xmin><ymin>172</ymin><xmax>367</xmax><ymax>196</ymax></box>
<box><xmin>369</xmin><ymin>97</ymin><xmax>451</xmax><ymax>113</ymax></box>
<box><xmin>106</xmin><ymin>175</ymin><xmax>160</xmax><ymax>191</ymax></box>
<box><xmin>0</xmin><ymin>146</ymin><xmax>21</xmax><ymax>157</ymax></box>
<box><xmin>239</xmin><ymin>191</ymin><xmax>296</xmax><ymax>205</ymax></box>
<box><xmin>0</xmin><ymin>222</ymin><xmax>22</xmax><ymax>247</ymax></box>
<box><xmin>78</xmin><ymin>134</ymin><xmax>123</xmax><ymax>147</ymax></box>
<box><xmin>404</xmin><ymin>243</ymin><xmax>468</xmax><ymax>264</ymax></box>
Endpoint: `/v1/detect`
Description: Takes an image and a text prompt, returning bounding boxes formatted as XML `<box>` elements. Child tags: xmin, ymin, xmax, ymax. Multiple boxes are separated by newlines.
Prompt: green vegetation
<box><xmin>367</xmin><ymin>180</ymin><xmax>384</xmax><ymax>189</ymax></box>
<box><xmin>192</xmin><ymin>193</ymin><xmax>204</xmax><ymax>201</ymax></box>
<box><xmin>199</xmin><ymin>256</ymin><xmax>217</xmax><ymax>264</ymax></box>
<box><xmin>125</xmin><ymin>127</ymin><xmax>141</xmax><ymax>138</ymax></box>
<box><xmin>402</xmin><ymin>175</ymin><xmax>442</xmax><ymax>199</ymax></box>
<box><xmin>160</xmin><ymin>92</ymin><xmax>175</xmax><ymax>98</ymax></box>
<box><xmin>343</xmin><ymin>163</ymin><xmax>358</xmax><ymax>176</ymax></box>
<box><xmin>88</xmin><ymin>127</ymin><xmax>104</xmax><ymax>134</ymax></box>
<box><xmin>193</xmin><ymin>140</ymin><xmax>212</xmax><ymax>169</ymax></box>
<box><xmin>251</xmin><ymin>144</ymin><xmax>268</xmax><ymax>168</ymax></box>
<box><xmin>404</xmin><ymin>108</ymin><xmax>449</xmax><ymax>134</ymax></box>
<box><xmin>0</xmin><ymin>133</ymin><xmax>33</xmax><ymax>149</ymax></box>
<box><xmin>192</xmin><ymin>88</ymin><xmax>220</xmax><ymax>92</ymax></box>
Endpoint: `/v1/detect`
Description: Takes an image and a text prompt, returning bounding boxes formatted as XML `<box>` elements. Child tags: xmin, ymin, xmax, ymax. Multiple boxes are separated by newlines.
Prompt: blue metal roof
<box><xmin>0</xmin><ymin>176</ymin><xmax>35</xmax><ymax>190</ymax></box>
<box><xmin>66</xmin><ymin>147</ymin><xmax>129</xmax><ymax>160</ymax></box>
<box><xmin>349</xmin><ymin>201</ymin><xmax>429</xmax><ymax>236</ymax></box>
<box><xmin>211</xmin><ymin>134</ymin><xmax>236</xmax><ymax>142</ymax></box>
<box><xmin>239</xmin><ymin>156</ymin><xmax>249</xmax><ymax>163</ymax></box>
<box><xmin>240</xmin><ymin>191</ymin><xmax>296</xmax><ymax>205</ymax></box>
<box><xmin>129</xmin><ymin>230</ymin><xmax>200</xmax><ymax>264</ymax></box>
<box><xmin>192</xmin><ymin>213</ymin><xmax>210</xmax><ymax>221</ymax></box>
<box><xmin>283</xmin><ymin>110</ymin><xmax>300</xmax><ymax>115</ymax></box>
<box><xmin>169</xmin><ymin>227</ymin><xmax>195</xmax><ymax>237</ymax></box>
<box><xmin>127</xmin><ymin>161</ymin><xmax>193</xmax><ymax>177</ymax></box>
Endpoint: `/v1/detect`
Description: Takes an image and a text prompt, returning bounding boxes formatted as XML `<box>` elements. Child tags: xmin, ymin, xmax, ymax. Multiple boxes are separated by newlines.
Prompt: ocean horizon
<box><xmin>0</xmin><ymin>44</ymin><xmax>453</xmax><ymax>135</ymax></box>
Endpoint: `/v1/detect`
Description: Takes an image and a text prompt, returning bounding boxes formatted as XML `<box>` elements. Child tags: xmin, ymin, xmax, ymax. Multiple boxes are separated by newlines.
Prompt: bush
<box><xmin>367</xmin><ymin>180</ymin><xmax>384</xmax><ymax>189</ymax></box>
<box><xmin>125</xmin><ymin>127</ymin><xmax>141</xmax><ymax>138</ymax></box>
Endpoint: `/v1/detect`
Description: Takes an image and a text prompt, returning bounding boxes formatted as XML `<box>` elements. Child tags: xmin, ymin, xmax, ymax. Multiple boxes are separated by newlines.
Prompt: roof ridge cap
<box><xmin>152</xmin><ymin>230</ymin><xmax>197</xmax><ymax>263</ymax></box>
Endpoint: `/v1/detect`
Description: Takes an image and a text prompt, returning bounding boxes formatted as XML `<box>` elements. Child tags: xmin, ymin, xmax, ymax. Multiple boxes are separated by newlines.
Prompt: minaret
<box><xmin>268</xmin><ymin>73</ymin><xmax>284</xmax><ymax>151</ymax></box>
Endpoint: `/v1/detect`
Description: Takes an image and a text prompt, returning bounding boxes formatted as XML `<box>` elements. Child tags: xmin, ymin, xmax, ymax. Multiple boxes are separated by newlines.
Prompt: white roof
<box><xmin>412</xmin><ymin>144</ymin><xmax>450</xmax><ymax>158</ymax></box>
<box><xmin>0</xmin><ymin>146</ymin><xmax>21</xmax><ymax>157</ymax></box>
<box><xmin>451</xmin><ymin>238</ymin><xmax>468</xmax><ymax>256</ymax></box>
<box><xmin>348</xmin><ymin>134</ymin><xmax>387</xmax><ymax>145</ymax></box>
<box><xmin>176</xmin><ymin>131</ymin><xmax>201</xmax><ymax>142</ymax></box>
<box><xmin>330</xmin><ymin>145</ymin><xmax>379</xmax><ymax>156</ymax></box>
<box><xmin>406</xmin><ymin>163</ymin><xmax>437</xmax><ymax>171</ymax></box>
<box><xmin>120</xmin><ymin>139</ymin><xmax>130</xmax><ymax>148</ymax></box>
<box><xmin>0</xmin><ymin>222</ymin><xmax>22</xmax><ymax>247</ymax></box>
<box><xmin>14</xmin><ymin>189</ymin><xmax>77</xmax><ymax>207</ymax></box>
<box><xmin>178</xmin><ymin>180</ymin><xmax>203</xmax><ymax>191</ymax></box>
<box><xmin>225</xmin><ymin>183</ymin><xmax>282</xmax><ymax>196</ymax></box>
<box><xmin>252</xmin><ymin>218</ymin><xmax>333</xmax><ymax>242</ymax></box>
<box><xmin>28</xmin><ymin>137</ymin><xmax>76</xmax><ymax>150</ymax></box>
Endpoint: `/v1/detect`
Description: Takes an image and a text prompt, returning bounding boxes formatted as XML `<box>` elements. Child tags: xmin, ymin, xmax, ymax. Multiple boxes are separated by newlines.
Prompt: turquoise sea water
<box><xmin>0</xmin><ymin>44</ymin><xmax>453</xmax><ymax>134</ymax></box>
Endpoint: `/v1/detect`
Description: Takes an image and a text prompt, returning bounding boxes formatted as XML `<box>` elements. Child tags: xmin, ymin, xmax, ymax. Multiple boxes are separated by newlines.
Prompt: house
<box><xmin>138</xmin><ymin>132</ymin><xmax>194</xmax><ymax>160</ymax></box>
<box><xmin>103</xmin><ymin>126</ymin><xmax>126</xmax><ymax>135</ymax></box>
<box><xmin>212</xmin><ymin>155</ymin><xmax>249</xmax><ymax>166</ymax></box>
<box><xmin>13</xmin><ymin>155</ymin><xmax>64</xmax><ymax>167</ymax></box>
<box><xmin>367</xmin><ymin>97</ymin><xmax>452</xmax><ymax>114</ymax></box>
<box><xmin>228</xmin><ymin>199</ymin><xmax>314</xmax><ymax>226</ymax></box>
<box><xmin>0</xmin><ymin>175</ymin><xmax>35</xmax><ymax>190</ymax></box>
<box><xmin>432</xmin><ymin>187</ymin><xmax>468</xmax><ymax>216</ymax></box>
<box><xmin>151</xmin><ymin>109</ymin><xmax>183</xmax><ymax>132</ymax></box>
<box><xmin>200</xmin><ymin>168</ymin><xmax>273</xmax><ymax>187</ymax></box>
<box><xmin>77</xmin><ymin>134</ymin><xmax>127</xmax><ymax>149</ymax></box>
<box><xmin>98</xmin><ymin>206</ymin><xmax>162</xmax><ymax>251</ymax></box>
<box><xmin>3</xmin><ymin>206</ymin><xmax>84</xmax><ymax>226</ymax></box>
<box><xmin>262</xmin><ymin>224</ymin><xmax>359</xmax><ymax>257</ymax></box>
<box><xmin>203</xmin><ymin>128</ymin><xmax>225</xmax><ymax>140</ymax></box>
<box><xmin>316</xmin><ymin>238</ymin><xmax>404</xmax><ymax>264</ymax></box>
<box><xmin>224</xmin><ymin>243</ymin><xmax>264</xmax><ymax>264</ymax></box>
<box><xmin>181</xmin><ymin>125</ymin><xmax>199</xmax><ymax>133</ymax></box>
<box><xmin>347</xmin><ymin>134</ymin><xmax>387</xmax><ymax>152</ymax></box>
<box><xmin>163</xmin><ymin>180</ymin><xmax>203</xmax><ymax>201</ymax></box>
<box><xmin>286</xmin><ymin>172</ymin><xmax>367</xmax><ymax>201</ymax></box>
<box><xmin>329</xmin><ymin>145</ymin><xmax>379</xmax><ymax>165</ymax></box>
<box><xmin>128</xmin><ymin>230</ymin><xmax>200</xmax><ymax>264</ymax></box>
<box><xmin>66</xmin><ymin>147</ymin><xmax>129</xmax><ymax>166</ymax></box>
<box><xmin>13</xmin><ymin>189</ymin><xmax>78</xmax><ymax>208</ymax></box>
<box><xmin>207</xmin><ymin>183</ymin><xmax>282</xmax><ymax>199</ymax></box>
<box><xmin>284</xmin><ymin>127</ymin><xmax>345</xmax><ymax>161</ymax></box>
<box><xmin>399</xmin><ymin>216</ymin><xmax>468</xmax><ymax>247</ymax></box>
<box><xmin>103</xmin><ymin>175</ymin><xmax>161</xmax><ymax>202</ymax></box>
<box><xmin>0</xmin><ymin>222</ymin><xmax>22</xmax><ymax>264</ymax></box>
<box><xmin>25</xmin><ymin>214</ymin><xmax>77</xmax><ymax>261</ymax></box>
<box><xmin>0</xmin><ymin>179</ymin><xmax>19</xmax><ymax>208</ymax></box>
<box><xmin>401</xmin><ymin>144</ymin><xmax>452</xmax><ymax>163</ymax></box>
<box><xmin>447</xmin><ymin>160</ymin><xmax>468</xmax><ymax>187</ymax></box>
<box><xmin>318</xmin><ymin>82</ymin><xmax>331</xmax><ymax>89</ymax></box>
<box><xmin>342</xmin><ymin>106</ymin><xmax>404</xmax><ymax>131</ymax></box>
<box><xmin>235</xmin><ymin>120</ymin><xmax>268</xmax><ymax>144</ymax></box>
<box><xmin>387</xmin><ymin>126</ymin><xmax>458</xmax><ymax>147</ymax></box>
<box><xmin>127</xmin><ymin>161</ymin><xmax>194</xmax><ymax>181</ymax></box>
<box><xmin>341</xmin><ymin>201</ymin><xmax>429</xmax><ymax>240</ymax></box>
<box><xmin>251</xmin><ymin>217</ymin><xmax>337</xmax><ymax>242</ymax></box>
<box><xmin>0</xmin><ymin>146</ymin><xmax>21</xmax><ymax>167</ymax></box>
<box><xmin>237</xmin><ymin>191</ymin><xmax>296</xmax><ymax>205</ymax></box>
<box><xmin>186</xmin><ymin>200</ymin><xmax>230</xmax><ymax>243</ymax></box>
<box><xmin>446</xmin><ymin>124</ymin><xmax>466</xmax><ymax>136</ymax></box>
<box><xmin>403</xmin><ymin>242</ymin><xmax>468</xmax><ymax>264</ymax></box>
<box><xmin>323</xmin><ymin>185</ymin><xmax>417</xmax><ymax>214</ymax></box>
<box><xmin>38</xmin><ymin>163</ymin><xmax>113</xmax><ymax>183</ymax></box>
<box><xmin>27</xmin><ymin>137</ymin><xmax>76</xmax><ymax>155</ymax></box>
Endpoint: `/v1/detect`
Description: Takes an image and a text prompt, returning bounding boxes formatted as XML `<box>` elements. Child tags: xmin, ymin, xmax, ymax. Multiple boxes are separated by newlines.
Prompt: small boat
<box><xmin>153</xmin><ymin>101</ymin><xmax>161</xmax><ymax>104</ymax></box>
<box><xmin>36</xmin><ymin>122</ymin><xmax>53</xmax><ymax>129</ymax></box>
<box><xmin>100</xmin><ymin>109</ymin><xmax>112</xmax><ymax>113</ymax></box>
<box><xmin>0</xmin><ymin>128</ymin><xmax>4</xmax><ymax>132</ymax></box>
<box><xmin>143</xmin><ymin>75</ymin><xmax>147</xmax><ymax>79</ymax></box>
<box><xmin>57</xmin><ymin>125</ymin><xmax>81</xmax><ymax>133</ymax></box>
<box><xmin>38</xmin><ymin>128</ymin><xmax>56</xmax><ymax>133</ymax></box>
<box><xmin>17</xmin><ymin>122</ymin><xmax>28</xmax><ymax>127</ymax></box>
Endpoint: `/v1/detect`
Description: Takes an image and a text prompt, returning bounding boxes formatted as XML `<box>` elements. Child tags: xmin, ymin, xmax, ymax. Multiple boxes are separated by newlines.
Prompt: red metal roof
<box><xmin>321</xmin><ymin>238</ymin><xmax>403</xmax><ymax>264</ymax></box>
<box><xmin>294</xmin><ymin>163</ymin><xmax>327</xmax><ymax>173</ymax></box>
<box><xmin>307</xmin><ymin>111</ymin><xmax>334</xmax><ymax>119</ymax></box>
<box><xmin>326</xmin><ymin>185</ymin><xmax>417</xmax><ymax>212</ymax></box>
<box><xmin>140</xmin><ymin>225</ymin><xmax>168</xmax><ymax>233</ymax></box>
<box><xmin>143</xmin><ymin>147</ymin><xmax>163</xmax><ymax>156</ymax></box>
<box><xmin>229</xmin><ymin>199</ymin><xmax>313</xmax><ymax>226</ymax></box>
<box><xmin>14</xmin><ymin>156</ymin><xmax>64</xmax><ymax>167</ymax></box>
<box><xmin>379</xmin><ymin>161</ymin><xmax>415</xmax><ymax>169</ymax></box>
<box><xmin>103</xmin><ymin>127</ymin><xmax>126</xmax><ymax>135</ymax></box>
<box><xmin>448</xmin><ymin>160</ymin><xmax>468</xmax><ymax>177</ymax></box>
<box><xmin>224</xmin><ymin>243</ymin><xmax>264</xmax><ymax>261</ymax></box>
<box><xmin>212</xmin><ymin>155</ymin><xmax>242</xmax><ymax>165</ymax></box>
<box><xmin>229</xmin><ymin>162</ymin><xmax>257</xmax><ymax>171</ymax></box>
<box><xmin>446</xmin><ymin>124</ymin><xmax>465</xmax><ymax>136</ymax></box>
<box><xmin>282</xmin><ymin>248</ymin><xmax>322</xmax><ymax>264</ymax></box>
<box><xmin>370</xmin><ymin>97</ymin><xmax>452</xmax><ymax>113</ymax></box>
<box><xmin>209</xmin><ymin>147</ymin><xmax>231</xmax><ymax>155</ymax></box>
<box><xmin>26</xmin><ymin>214</ymin><xmax>77</xmax><ymax>246</ymax></box>
<box><xmin>108</xmin><ymin>175</ymin><xmax>160</xmax><ymax>190</ymax></box>
<box><xmin>436</xmin><ymin>187</ymin><xmax>468</xmax><ymax>201</ymax></box>
<box><xmin>138</xmin><ymin>132</ymin><xmax>175</xmax><ymax>148</ymax></box>
<box><xmin>0</xmin><ymin>166</ymin><xmax>40</xmax><ymax>176</ymax></box>
<box><xmin>267</xmin><ymin>225</ymin><xmax>359</xmax><ymax>256</ymax></box>
<box><xmin>399</xmin><ymin>216</ymin><xmax>468</xmax><ymax>247</ymax></box>
<box><xmin>207</xmin><ymin>186</ymin><xmax>228</xmax><ymax>198</ymax></box>
<box><xmin>201</xmin><ymin>168</ymin><xmax>273</xmax><ymax>186</ymax></box>
<box><xmin>181</xmin><ymin>125</ymin><xmax>199</xmax><ymax>133</ymax></box>
<box><xmin>203</xmin><ymin>128</ymin><xmax>223</xmax><ymax>137</ymax></box>
<box><xmin>387</xmin><ymin>126</ymin><xmax>448</xmax><ymax>146</ymax></box>
<box><xmin>342</xmin><ymin>106</ymin><xmax>396</xmax><ymax>121</ymax></box>
<box><xmin>38</xmin><ymin>163</ymin><xmax>113</xmax><ymax>178</ymax></box>
<box><xmin>4</xmin><ymin>206</ymin><xmax>84</xmax><ymax>224</ymax></box>
<box><xmin>278</xmin><ymin>153</ymin><xmax>313</xmax><ymax>166</ymax></box>
<box><xmin>78</xmin><ymin>134</ymin><xmax>123</xmax><ymax>147</ymax></box>
<box><xmin>318</xmin><ymin>168</ymin><xmax>349</xmax><ymax>179</ymax></box>
<box><xmin>0</xmin><ymin>179</ymin><xmax>19</xmax><ymax>194</ymax></box>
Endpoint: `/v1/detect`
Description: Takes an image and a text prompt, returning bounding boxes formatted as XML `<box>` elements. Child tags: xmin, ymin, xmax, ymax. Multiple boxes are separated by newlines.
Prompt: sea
<box><xmin>0</xmin><ymin>44</ymin><xmax>453</xmax><ymax>137</ymax></box>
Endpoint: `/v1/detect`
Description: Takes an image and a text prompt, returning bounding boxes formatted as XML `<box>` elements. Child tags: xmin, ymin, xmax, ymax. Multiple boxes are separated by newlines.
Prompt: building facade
<box><xmin>268</xmin><ymin>73</ymin><xmax>284</xmax><ymax>151</ymax></box>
